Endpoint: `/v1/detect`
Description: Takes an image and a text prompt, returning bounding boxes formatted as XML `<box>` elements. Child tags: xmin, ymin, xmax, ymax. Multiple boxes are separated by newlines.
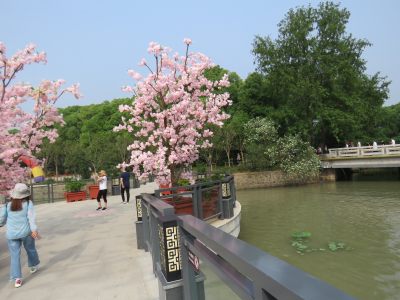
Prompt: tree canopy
<box><xmin>0</xmin><ymin>42</ymin><xmax>80</xmax><ymax>192</ymax></box>
<box><xmin>38</xmin><ymin>98</ymin><xmax>132</xmax><ymax>179</ymax></box>
<box><xmin>115</xmin><ymin>40</ymin><xmax>231</xmax><ymax>185</ymax></box>
<box><xmin>252</xmin><ymin>1</ymin><xmax>390</xmax><ymax>147</ymax></box>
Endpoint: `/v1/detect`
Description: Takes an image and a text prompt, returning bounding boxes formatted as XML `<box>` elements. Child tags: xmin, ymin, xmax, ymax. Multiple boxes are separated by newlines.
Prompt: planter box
<box><xmin>202</xmin><ymin>202</ymin><xmax>218</xmax><ymax>219</ymax></box>
<box><xmin>164</xmin><ymin>195</ymin><xmax>194</xmax><ymax>215</ymax></box>
<box><xmin>202</xmin><ymin>189</ymin><xmax>219</xmax><ymax>219</ymax></box>
<box><xmin>64</xmin><ymin>191</ymin><xmax>87</xmax><ymax>202</ymax></box>
<box><xmin>159</xmin><ymin>184</ymin><xmax>171</xmax><ymax>196</ymax></box>
<box><xmin>88</xmin><ymin>185</ymin><xmax>99</xmax><ymax>199</ymax></box>
<box><xmin>174</xmin><ymin>199</ymin><xmax>194</xmax><ymax>215</ymax></box>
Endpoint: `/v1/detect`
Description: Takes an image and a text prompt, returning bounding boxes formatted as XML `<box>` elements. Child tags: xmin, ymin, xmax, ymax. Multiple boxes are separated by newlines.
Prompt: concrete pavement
<box><xmin>0</xmin><ymin>182</ymin><xmax>159</xmax><ymax>300</ymax></box>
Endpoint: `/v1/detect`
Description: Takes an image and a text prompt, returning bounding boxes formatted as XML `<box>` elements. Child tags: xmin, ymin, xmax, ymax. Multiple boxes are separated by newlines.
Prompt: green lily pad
<box><xmin>328</xmin><ymin>241</ymin><xmax>347</xmax><ymax>251</ymax></box>
<box><xmin>291</xmin><ymin>231</ymin><xmax>311</xmax><ymax>239</ymax></box>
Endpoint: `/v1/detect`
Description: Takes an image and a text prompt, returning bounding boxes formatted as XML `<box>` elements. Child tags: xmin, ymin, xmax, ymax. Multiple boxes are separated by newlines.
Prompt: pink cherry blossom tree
<box><xmin>0</xmin><ymin>42</ymin><xmax>81</xmax><ymax>194</ymax></box>
<box><xmin>114</xmin><ymin>39</ymin><xmax>231</xmax><ymax>185</ymax></box>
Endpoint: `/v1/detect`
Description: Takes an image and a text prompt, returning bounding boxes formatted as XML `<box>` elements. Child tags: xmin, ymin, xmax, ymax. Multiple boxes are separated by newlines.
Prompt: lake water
<box><xmin>237</xmin><ymin>177</ymin><xmax>400</xmax><ymax>300</ymax></box>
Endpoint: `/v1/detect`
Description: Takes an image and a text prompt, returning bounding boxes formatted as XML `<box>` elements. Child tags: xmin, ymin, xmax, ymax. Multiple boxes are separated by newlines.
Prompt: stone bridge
<box><xmin>320</xmin><ymin>144</ymin><xmax>400</xmax><ymax>169</ymax></box>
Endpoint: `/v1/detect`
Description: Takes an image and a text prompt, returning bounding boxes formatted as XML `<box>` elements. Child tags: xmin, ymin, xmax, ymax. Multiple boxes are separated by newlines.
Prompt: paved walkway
<box><xmin>0</xmin><ymin>182</ymin><xmax>159</xmax><ymax>300</ymax></box>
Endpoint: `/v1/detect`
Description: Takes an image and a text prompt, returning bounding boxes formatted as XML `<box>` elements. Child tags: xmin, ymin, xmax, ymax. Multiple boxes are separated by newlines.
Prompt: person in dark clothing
<box><xmin>119</xmin><ymin>168</ymin><xmax>130</xmax><ymax>203</ymax></box>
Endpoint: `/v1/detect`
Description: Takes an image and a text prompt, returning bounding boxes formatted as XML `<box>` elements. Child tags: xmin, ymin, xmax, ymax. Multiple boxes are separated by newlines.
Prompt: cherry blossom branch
<box><xmin>116</xmin><ymin>38</ymin><xmax>231</xmax><ymax>185</ymax></box>
<box><xmin>0</xmin><ymin>42</ymin><xmax>81</xmax><ymax>193</ymax></box>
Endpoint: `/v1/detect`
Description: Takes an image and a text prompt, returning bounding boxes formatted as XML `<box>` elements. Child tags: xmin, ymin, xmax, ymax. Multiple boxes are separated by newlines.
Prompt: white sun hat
<box><xmin>10</xmin><ymin>183</ymin><xmax>31</xmax><ymax>199</ymax></box>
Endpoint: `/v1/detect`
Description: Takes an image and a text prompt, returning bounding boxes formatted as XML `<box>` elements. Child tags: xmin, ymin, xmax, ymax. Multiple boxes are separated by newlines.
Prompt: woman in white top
<box><xmin>96</xmin><ymin>170</ymin><xmax>108</xmax><ymax>210</ymax></box>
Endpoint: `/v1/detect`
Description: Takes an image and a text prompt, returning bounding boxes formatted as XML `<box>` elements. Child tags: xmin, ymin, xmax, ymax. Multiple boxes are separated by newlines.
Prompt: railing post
<box><xmin>217</xmin><ymin>181</ymin><xmax>223</xmax><ymax>218</ymax></box>
<box><xmin>156</xmin><ymin>216</ymin><xmax>187</xmax><ymax>300</ymax></box>
<box><xmin>158</xmin><ymin>217</ymin><xmax>181</xmax><ymax>282</ymax></box>
<box><xmin>220</xmin><ymin>177</ymin><xmax>235</xmax><ymax>219</ymax></box>
<box><xmin>141</xmin><ymin>201</ymin><xmax>150</xmax><ymax>252</ymax></box>
<box><xmin>135</xmin><ymin>195</ymin><xmax>145</xmax><ymax>250</ymax></box>
<box><xmin>196</xmin><ymin>186</ymin><xmax>203</xmax><ymax>220</ymax></box>
<box><xmin>47</xmin><ymin>183</ymin><xmax>51</xmax><ymax>203</ymax></box>
<box><xmin>150</xmin><ymin>209</ymin><xmax>161</xmax><ymax>276</ymax></box>
<box><xmin>221</xmin><ymin>180</ymin><xmax>231</xmax><ymax>199</ymax></box>
<box><xmin>192</xmin><ymin>186</ymin><xmax>200</xmax><ymax>219</ymax></box>
<box><xmin>136</xmin><ymin>195</ymin><xmax>143</xmax><ymax>222</ymax></box>
<box><xmin>180</xmin><ymin>229</ymin><xmax>205</xmax><ymax>300</ymax></box>
<box><xmin>50</xmin><ymin>183</ymin><xmax>54</xmax><ymax>203</ymax></box>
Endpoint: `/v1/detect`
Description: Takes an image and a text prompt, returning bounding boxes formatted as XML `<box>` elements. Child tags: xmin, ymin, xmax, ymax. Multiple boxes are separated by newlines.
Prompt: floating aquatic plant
<box><xmin>291</xmin><ymin>232</ymin><xmax>352</xmax><ymax>255</ymax></box>
<box><xmin>328</xmin><ymin>241</ymin><xmax>352</xmax><ymax>252</ymax></box>
<box><xmin>291</xmin><ymin>231</ymin><xmax>311</xmax><ymax>239</ymax></box>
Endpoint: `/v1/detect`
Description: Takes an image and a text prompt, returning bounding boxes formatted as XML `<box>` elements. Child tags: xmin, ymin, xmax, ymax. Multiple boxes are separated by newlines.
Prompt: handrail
<box><xmin>154</xmin><ymin>175</ymin><xmax>236</xmax><ymax>220</ymax></box>
<box><xmin>328</xmin><ymin>144</ymin><xmax>400</xmax><ymax>158</ymax></box>
<box><xmin>135</xmin><ymin>176</ymin><xmax>354</xmax><ymax>299</ymax></box>
<box><xmin>178</xmin><ymin>214</ymin><xmax>356</xmax><ymax>300</ymax></box>
<box><xmin>141</xmin><ymin>193</ymin><xmax>175</xmax><ymax>216</ymax></box>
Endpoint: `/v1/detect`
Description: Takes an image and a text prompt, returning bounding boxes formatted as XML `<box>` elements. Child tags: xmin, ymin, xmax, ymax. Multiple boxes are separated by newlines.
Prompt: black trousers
<box><xmin>121</xmin><ymin>187</ymin><xmax>130</xmax><ymax>202</ymax></box>
<box><xmin>97</xmin><ymin>189</ymin><xmax>107</xmax><ymax>202</ymax></box>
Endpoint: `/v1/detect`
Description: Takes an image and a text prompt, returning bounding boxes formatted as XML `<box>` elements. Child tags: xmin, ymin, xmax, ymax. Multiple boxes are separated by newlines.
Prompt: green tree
<box><xmin>37</xmin><ymin>139</ymin><xmax>66</xmax><ymax>178</ymax></box>
<box><xmin>266</xmin><ymin>135</ymin><xmax>321</xmax><ymax>181</ymax></box>
<box><xmin>244</xmin><ymin>117</ymin><xmax>320</xmax><ymax>179</ymax></box>
<box><xmin>200</xmin><ymin>66</ymin><xmax>244</xmax><ymax>169</ymax></box>
<box><xmin>237</xmin><ymin>73</ymin><xmax>273</xmax><ymax>117</ymax></box>
<box><xmin>252</xmin><ymin>1</ymin><xmax>390</xmax><ymax>147</ymax></box>
<box><xmin>41</xmin><ymin>98</ymin><xmax>133</xmax><ymax>178</ymax></box>
<box><xmin>230</xmin><ymin>111</ymin><xmax>249</xmax><ymax>164</ymax></box>
<box><xmin>244</xmin><ymin>117</ymin><xmax>278</xmax><ymax>170</ymax></box>
<box><xmin>379</xmin><ymin>103</ymin><xmax>400</xmax><ymax>143</ymax></box>
<box><xmin>204</xmin><ymin>65</ymin><xmax>243</xmax><ymax>114</ymax></box>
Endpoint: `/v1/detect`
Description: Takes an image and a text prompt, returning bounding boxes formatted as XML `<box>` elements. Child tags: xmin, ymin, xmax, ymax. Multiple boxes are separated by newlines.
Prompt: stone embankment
<box><xmin>233</xmin><ymin>169</ymin><xmax>336</xmax><ymax>190</ymax></box>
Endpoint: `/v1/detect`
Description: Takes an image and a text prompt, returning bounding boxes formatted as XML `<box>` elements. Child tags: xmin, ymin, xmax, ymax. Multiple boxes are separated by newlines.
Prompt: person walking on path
<box><xmin>96</xmin><ymin>170</ymin><xmax>108</xmax><ymax>210</ymax></box>
<box><xmin>0</xmin><ymin>183</ymin><xmax>40</xmax><ymax>288</ymax></box>
<box><xmin>119</xmin><ymin>168</ymin><xmax>130</xmax><ymax>204</ymax></box>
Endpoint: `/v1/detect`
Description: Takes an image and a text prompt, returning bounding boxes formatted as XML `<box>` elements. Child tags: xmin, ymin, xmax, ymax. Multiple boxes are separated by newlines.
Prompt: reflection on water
<box><xmin>237</xmin><ymin>179</ymin><xmax>400</xmax><ymax>300</ymax></box>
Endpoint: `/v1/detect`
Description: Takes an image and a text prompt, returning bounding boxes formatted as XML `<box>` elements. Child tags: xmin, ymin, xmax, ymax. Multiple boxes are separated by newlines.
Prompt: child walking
<box><xmin>0</xmin><ymin>183</ymin><xmax>40</xmax><ymax>288</ymax></box>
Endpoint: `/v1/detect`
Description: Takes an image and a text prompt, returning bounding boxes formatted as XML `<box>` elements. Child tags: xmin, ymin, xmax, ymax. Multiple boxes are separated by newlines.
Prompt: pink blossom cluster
<box><xmin>0</xmin><ymin>42</ymin><xmax>81</xmax><ymax>194</ymax></box>
<box><xmin>115</xmin><ymin>39</ymin><xmax>231</xmax><ymax>185</ymax></box>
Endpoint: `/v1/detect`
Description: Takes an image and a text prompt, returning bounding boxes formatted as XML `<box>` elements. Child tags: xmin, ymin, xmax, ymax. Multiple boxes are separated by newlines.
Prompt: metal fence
<box><xmin>29</xmin><ymin>182</ymin><xmax>72</xmax><ymax>204</ymax></box>
<box><xmin>135</xmin><ymin>176</ymin><xmax>356</xmax><ymax>300</ymax></box>
<box><xmin>14</xmin><ymin>176</ymin><xmax>142</xmax><ymax>205</ymax></box>
<box><xmin>153</xmin><ymin>175</ymin><xmax>236</xmax><ymax>220</ymax></box>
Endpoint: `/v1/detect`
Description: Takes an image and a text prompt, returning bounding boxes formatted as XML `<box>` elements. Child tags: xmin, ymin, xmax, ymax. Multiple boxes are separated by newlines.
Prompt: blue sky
<box><xmin>2</xmin><ymin>0</ymin><xmax>400</xmax><ymax>107</ymax></box>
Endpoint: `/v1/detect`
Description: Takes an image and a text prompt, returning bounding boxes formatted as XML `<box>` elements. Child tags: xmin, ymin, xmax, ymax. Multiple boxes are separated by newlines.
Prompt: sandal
<box><xmin>96</xmin><ymin>207</ymin><xmax>102</xmax><ymax>211</ymax></box>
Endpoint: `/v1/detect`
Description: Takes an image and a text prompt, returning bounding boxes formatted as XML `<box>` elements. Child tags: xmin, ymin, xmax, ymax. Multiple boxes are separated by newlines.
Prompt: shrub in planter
<box><xmin>176</xmin><ymin>178</ymin><xmax>190</xmax><ymax>192</ymax></box>
<box><xmin>64</xmin><ymin>180</ymin><xmax>87</xmax><ymax>202</ymax></box>
<box><xmin>176</xmin><ymin>178</ymin><xmax>190</xmax><ymax>187</ymax></box>
<box><xmin>210</xmin><ymin>173</ymin><xmax>227</xmax><ymax>181</ymax></box>
<box><xmin>65</xmin><ymin>180</ymin><xmax>85</xmax><ymax>192</ymax></box>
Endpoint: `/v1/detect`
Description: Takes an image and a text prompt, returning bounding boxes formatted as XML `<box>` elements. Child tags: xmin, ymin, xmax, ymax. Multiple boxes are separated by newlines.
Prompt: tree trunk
<box><xmin>170</xmin><ymin>165</ymin><xmax>183</xmax><ymax>187</ymax></box>
<box><xmin>207</xmin><ymin>152</ymin><xmax>213</xmax><ymax>176</ymax></box>
<box><xmin>240</xmin><ymin>150</ymin><xmax>245</xmax><ymax>165</ymax></box>
<box><xmin>226</xmin><ymin>149</ymin><xmax>231</xmax><ymax>167</ymax></box>
<box><xmin>55</xmin><ymin>161</ymin><xmax>59</xmax><ymax>181</ymax></box>
<box><xmin>91</xmin><ymin>162</ymin><xmax>97</xmax><ymax>174</ymax></box>
<box><xmin>170</xmin><ymin>167</ymin><xmax>176</xmax><ymax>187</ymax></box>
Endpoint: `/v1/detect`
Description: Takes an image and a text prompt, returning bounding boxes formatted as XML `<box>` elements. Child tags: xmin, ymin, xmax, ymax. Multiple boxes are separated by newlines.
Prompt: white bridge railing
<box><xmin>328</xmin><ymin>144</ymin><xmax>400</xmax><ymax>158</ymax></box>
